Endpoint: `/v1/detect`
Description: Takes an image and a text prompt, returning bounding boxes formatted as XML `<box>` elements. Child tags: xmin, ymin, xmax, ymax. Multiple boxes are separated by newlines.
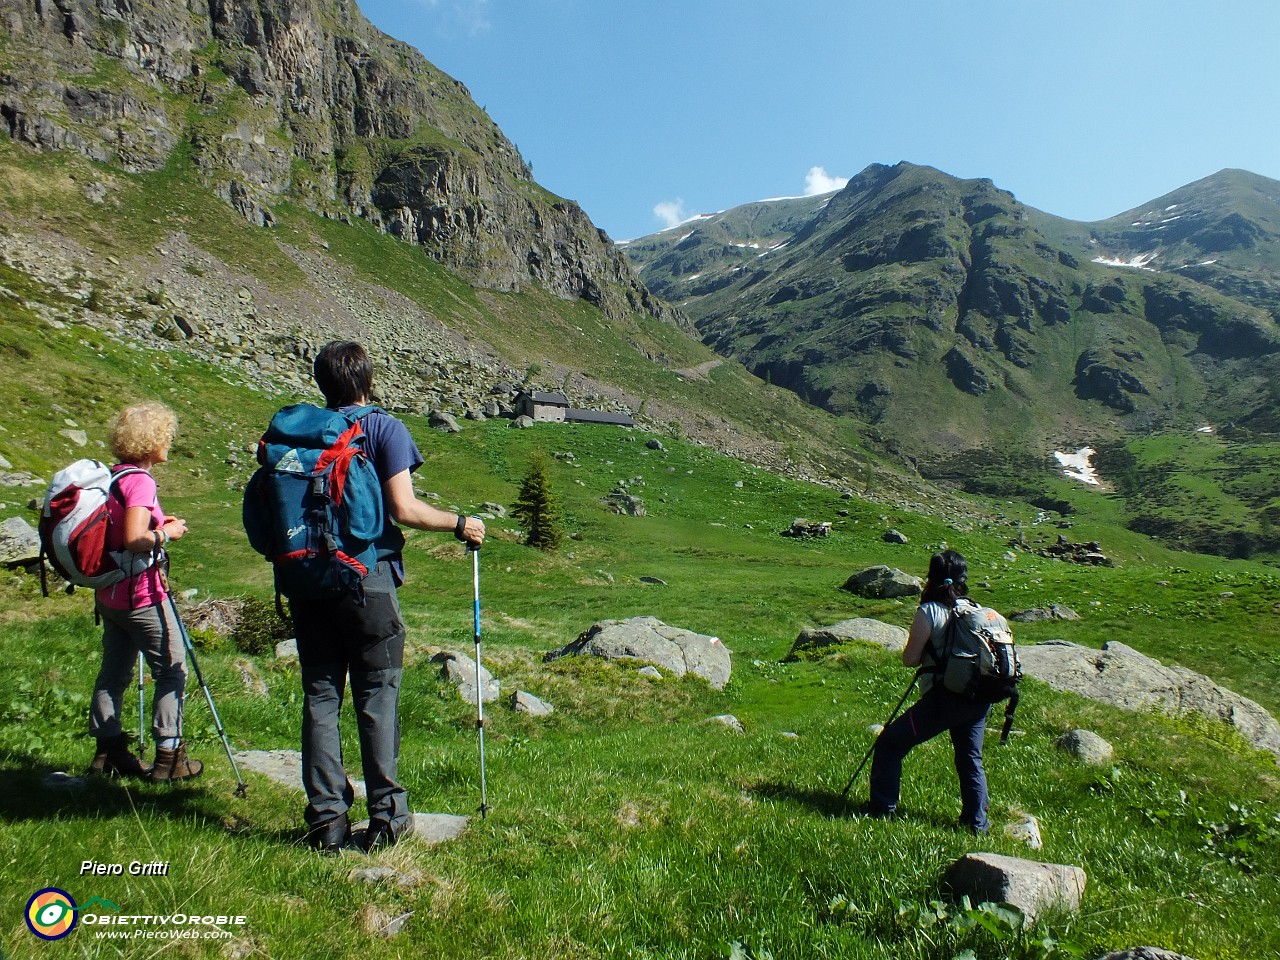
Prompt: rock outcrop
<box><xmin>0</xmin><ymin>0</ymin><xmax>677</xmax><ymax>329</ymax></box>
<box><xmin>546</xmin><ymin>616</ymin><xmax>732</xmax><ymax>690</ymax></box>
<box><xmin>1021</xmin><ymin>640</ymin><xmax>1280</xmax><ymax>761</ymax></box>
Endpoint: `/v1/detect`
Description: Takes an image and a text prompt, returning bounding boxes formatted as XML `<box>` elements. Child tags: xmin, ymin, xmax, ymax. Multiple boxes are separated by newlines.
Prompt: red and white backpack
<box><xmin>39</xmin><ymin>460</ymin><xmax>159</xmax><ymax>592</ymax></box>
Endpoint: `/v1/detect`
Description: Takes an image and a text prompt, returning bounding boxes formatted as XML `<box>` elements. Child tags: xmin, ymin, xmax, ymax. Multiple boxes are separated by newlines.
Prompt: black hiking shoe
<box><xmin>362</xmin><ymin>815</ymin><xmax>414</xmax><ymax>853</ymax></box>
<box><xmin>305</xmin><ymin>814</ymin><xmax>351</xmax><ymax>854</ymax></box>
<box><xmin>88</xmin><ymin>734</ymin><xmax>152</xmax><ymax>779</ymax></box>
<box><xmin>851</xmin><ymin>802</ymin><xmax>896</xmax><ymax>821</ymax></box>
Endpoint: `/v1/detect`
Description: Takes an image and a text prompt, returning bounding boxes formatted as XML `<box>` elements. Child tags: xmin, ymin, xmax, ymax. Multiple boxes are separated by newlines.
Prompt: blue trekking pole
<box><xmin>470</xmin><ymin>540</ymin><xmax>489</xmax><ymax>819</ymax></box>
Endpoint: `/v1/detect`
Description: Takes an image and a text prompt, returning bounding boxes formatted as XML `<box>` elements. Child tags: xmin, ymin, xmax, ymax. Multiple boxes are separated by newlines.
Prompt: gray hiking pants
<box><xmin>294</xmin><ymin>562</ymin><xmax>410</xmax><ymax>834</ymax></box>
<box><xmin>91</xmin><ymin>598</ymin><xmax>189</xmax><ymax>742</ymax></box>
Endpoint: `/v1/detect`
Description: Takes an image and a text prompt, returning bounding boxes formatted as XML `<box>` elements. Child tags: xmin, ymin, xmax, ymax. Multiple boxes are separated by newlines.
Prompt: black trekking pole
<box><xmin>166</xmin><ymin>593</ymin><xmax>249</xmax><ymax>797</ymax></box>
<box><xmin>840</xmin><ymin>668</ymin><xmax>922</xmax><ymax>799</ymax></box>
<box><xmin>137</xmin><ymin>652</ymin><xmax>146</xmax><ymax>751</ymax></box>
<box><xmin>469</xmin><ymin>540</ymin><xmax>489</xmax><ymax>819</ymax></box>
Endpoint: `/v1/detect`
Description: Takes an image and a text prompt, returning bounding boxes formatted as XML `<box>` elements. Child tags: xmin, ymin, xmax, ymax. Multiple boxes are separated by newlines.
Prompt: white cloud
<box><xmin>804</xmin><ymin>166</ymin><xmax>848</xmax><ymax>196</ymax></box>
<box><xmin>415</xmin><ymin>0</ymin><xmax>491</xmax><ymax>36</ymax></box>
<box><xmin>653</xmin><ymin>199</ymin><xmax>687</xmax><ymax>230</ymax></box>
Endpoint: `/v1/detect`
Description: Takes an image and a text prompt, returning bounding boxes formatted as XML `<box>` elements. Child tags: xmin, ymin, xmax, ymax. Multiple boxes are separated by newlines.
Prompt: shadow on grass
<box><xmin>749</xmin><ymin>781</ymin><xmax>857</xmax><ymax>818</ymax></box>
<box><xmin>0</xmin><ymin>749</ymin><xmax>228</xmax><ymax>826</ymax></box>
<box><xmin>749</xmin><ymin>781</ymin><xmax>965</xmax><ymax>833</ymax></box>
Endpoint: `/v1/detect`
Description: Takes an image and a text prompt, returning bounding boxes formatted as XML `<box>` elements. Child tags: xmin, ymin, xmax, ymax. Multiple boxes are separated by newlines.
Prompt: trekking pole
<box><xmin>166</xmin><ymin>594</ymin><xmax>249</xmax><ymax>798</ymax></box>
<box><xmin>840</xmin><ymin>669</ymin><xmax>922</xmax><ymax>799</ymax></box>
<box><xmin>137</xmin><ymin>652</ymin><xmax>146</xmax><ymax>751</ymax></box>
<box><xmin>470</xmin><ymin>541</ymin><xmax>489</xmax><ymax>819</ymax></box>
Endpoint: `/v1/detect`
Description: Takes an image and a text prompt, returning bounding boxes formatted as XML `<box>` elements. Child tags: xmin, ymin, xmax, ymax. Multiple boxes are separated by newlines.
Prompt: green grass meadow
<box><xmin>0</xmin><ymin>145</ymin><xmax>1278</xmax><ymax>958</ymax></box>
<box><xmin>0</xmin><ymin>326</ymin><xmax>1278</xmax><ymax>959</ymax></box>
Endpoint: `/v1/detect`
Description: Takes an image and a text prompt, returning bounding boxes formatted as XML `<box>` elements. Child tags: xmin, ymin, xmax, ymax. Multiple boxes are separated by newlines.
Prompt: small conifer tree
<box><xmin>512</xmin><ymin>452</ymin><xmax>563</xmax><ymax>550</ymax></box>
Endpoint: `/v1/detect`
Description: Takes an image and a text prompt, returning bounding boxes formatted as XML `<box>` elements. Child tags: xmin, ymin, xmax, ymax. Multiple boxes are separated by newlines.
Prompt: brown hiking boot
<box><xmin>148</xmin><ymin>743</ymin><xmax>203</xmax><ymax>783</ymax></box>
<box><xmin>88</xmin><ymin>734</ymin><xmax>152</xmax><ymax>779</ymax></box>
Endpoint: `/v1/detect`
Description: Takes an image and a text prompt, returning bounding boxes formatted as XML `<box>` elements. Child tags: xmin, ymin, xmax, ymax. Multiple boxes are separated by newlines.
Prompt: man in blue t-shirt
<box><xmin>297</xmin><ymin>341</ymin><xmax>485</xmax><ymax>853</ymax></box>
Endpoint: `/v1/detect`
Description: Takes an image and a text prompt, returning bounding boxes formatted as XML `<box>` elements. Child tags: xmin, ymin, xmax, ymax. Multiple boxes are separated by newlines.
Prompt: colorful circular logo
<box><xmin>25</xmin><ymin>888</ymin><xmax>78</xmax><ymax>940</ymax></box>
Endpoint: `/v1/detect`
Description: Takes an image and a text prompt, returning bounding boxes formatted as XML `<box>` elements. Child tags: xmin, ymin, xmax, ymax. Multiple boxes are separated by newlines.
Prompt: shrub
<box><xmin>233</xmin><ymin>595</ymin><xmax>291</xmax><ymax>655</ymax></box>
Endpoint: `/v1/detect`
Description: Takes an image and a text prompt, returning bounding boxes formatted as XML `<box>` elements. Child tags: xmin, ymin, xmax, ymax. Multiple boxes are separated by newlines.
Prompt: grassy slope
<box><xmin>0</xmin><ymin>299</ymin><xmax>1278</xmax><ymax>958</ymax></box>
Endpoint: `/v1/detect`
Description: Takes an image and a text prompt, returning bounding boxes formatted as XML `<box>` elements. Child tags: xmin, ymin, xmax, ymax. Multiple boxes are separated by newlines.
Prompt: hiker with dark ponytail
<box><xmin>865</xmin><ymin>549</ymin><xmax>992</xmax><ymax>832</ymax></box>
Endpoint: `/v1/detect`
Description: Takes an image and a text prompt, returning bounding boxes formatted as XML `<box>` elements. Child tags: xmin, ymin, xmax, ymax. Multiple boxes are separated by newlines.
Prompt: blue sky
<box><xmin>356</xmin><ymin>0</ymin><xmax>1280</xmax><ymax>242</ymax></box>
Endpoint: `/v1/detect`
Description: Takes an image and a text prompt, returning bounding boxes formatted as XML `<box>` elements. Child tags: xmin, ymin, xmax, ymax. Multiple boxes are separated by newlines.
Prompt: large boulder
<box><xmin>841</xmin><ymin>565</ymin><xmax>921</xmax><ymax>599</ymax></box>
<box><xmin>790</xmin><ymin>618</ymin><xmax>908</xmax><ymax>658</ymax></box>
<box><xmin>944</xmin><ymin>852</ymin><xmax>1086</xmax><ymax>924</ymax></box>
<box><xmin>1020</xmin><ymin>641</ymin><xmax>1280</xmax><ymax>761</ymax></box>
<box><xmin>547</xmin><ymin>617</ymin><xmax>731</xmax><ymax>690</ymax></box>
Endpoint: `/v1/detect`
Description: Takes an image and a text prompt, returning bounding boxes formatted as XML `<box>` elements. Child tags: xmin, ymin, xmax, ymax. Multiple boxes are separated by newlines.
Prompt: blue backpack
<box><xmin>243</xmin><ymin>404</ymin><xmax>385</xmax><ymax>604</ymax></box>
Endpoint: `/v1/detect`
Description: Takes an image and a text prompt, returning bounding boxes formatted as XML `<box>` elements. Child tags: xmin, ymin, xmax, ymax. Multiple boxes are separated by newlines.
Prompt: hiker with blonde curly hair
<box><xmin>87</xmin><ymin>401</ymin><xmax>203</xmax><ymax>783</ymax></box>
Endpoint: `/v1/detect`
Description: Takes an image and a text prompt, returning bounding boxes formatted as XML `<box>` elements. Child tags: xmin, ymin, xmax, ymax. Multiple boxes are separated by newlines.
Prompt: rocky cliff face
<box><xmin>0</xmin><ymin>0</ymin><xmax>675</xmax><ymax>326</ymax></box>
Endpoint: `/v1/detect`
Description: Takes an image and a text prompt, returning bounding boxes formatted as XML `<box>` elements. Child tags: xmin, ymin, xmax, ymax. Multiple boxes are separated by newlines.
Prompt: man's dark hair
<box><xmin>920</xmin><ymin>549</ymin><xmax>969</xmax><ymax>607</ymax></box>
<box><xmin>314</xmin><ymin>341</ymin><xmax>373</xmax><ymax>408</ymax></box>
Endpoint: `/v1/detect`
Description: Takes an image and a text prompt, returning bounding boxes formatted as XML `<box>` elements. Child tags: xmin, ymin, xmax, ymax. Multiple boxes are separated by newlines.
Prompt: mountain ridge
<box><xmin>624</xmin><ymin>161</ymin><xmax>1280</xmax><ymax>463</ymax></box>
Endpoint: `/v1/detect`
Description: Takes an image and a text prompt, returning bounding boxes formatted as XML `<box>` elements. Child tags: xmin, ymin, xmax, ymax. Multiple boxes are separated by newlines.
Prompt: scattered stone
<box><xmin>789</xmin><ymin>618</ymin><xmax>909</xmax><ymax>658</ymax></box>
<box><xmin>432</xmin><ymin>650</ymin><xmax>499</xmax><ymax>703</ymax></box>
<box><xmin>706</xmin><ymin>714</ymin><xmax>744</xmax><ymax>733</ymax></box>
<box><xmin>840</xmin><ymin>565</ymin><xmax>922</xmax><ymax>599</ymax></box>
<box><xmin>547</xmin><ymin>616</ymin><xmax>732</xmax><ymax>689</ymax></box>
<box><xmin>275</xmin><ymin>638</ymin><xmax>298</xmax><ymax>660</ymax></box>
<box><xmin>1054</xmin><ymin>729</ymin><xmax>1114</xmax><ymax>765</ymax></box>
<box><xmin>603</xmin><ymin>490</ymin><xmax>646</xmax><ymax>516</ymax></box>
<box><xmin>1020</xmin><ymin>641</ymin><xmax>1280</xmax><ymax>760</ymax></box>
<box><xmin>511</xmin><ymin>415</ymin><xmax>535</xmax><ymax>428</ymax></box>
<box><xmin>780</xmin><ymin>731</ymin><xmax>800</xmax><ymax>740</ymax></box>
<box><xmin>1004</xmin><ymin>809</ymin><xmax>1043</xmax><ymax>850</ymax></box>
<box><xmin>350</xmin><ymin>866</ymin><xmax>399</xmax><ymax>885</ymax></box>
<box><xmin>429</xmin><ymin>410</ymin><xmax>462</xmax><ymax>433</ymax></box>
<box><xmin>356</xmin><ymin>903</ymin><xmax>410</xmax><ymax>939</ymax></box>
<box><xmin>183</xmin><ymin>597</ymin><xmax>241</xmax><ymax>638</ymax></box>
<box><xmin>1095</xmin><ymin>949</ymin><xmax>1199</xmax><ymax>960</ymax></box>
<box><xmin>233</xmin><ymin>658</ymin><xmax>269</xmax><ymax>697</ymax></box>
<box><xmin>482</xmin><ymin>501</ymin><xmax>507</xmax><ymax>518</ymax></box>
<box><xmin>1010</xmin><ymin>604</ymin><xmax>1080</xmax><ymax>623</ymax></box>
<box><xmin>510</xmin><ymin>689</ymin><xmax>554</xmax><ymax>717</ymax></box>
<box><xmin>0</xmin><ymin>516</ymin><xmax>40</xmax><ymax>566</ymax></box>
<box><xmin>639</xmin><ymin>576</ymin><xmax>667</xmax><ymax>585</ymax></box>
<box><xmin>781</xmin><ymin>518</ymin><xmax>830</xmax><ymax>538</ymax></box>
<box><xmin>1033</xmin><ymin>534</ymin><xmax>1112</xmax><ymax>566</ymax></box>
<box><xmin>944</xmin><ymin>852</ymin><xmax>1086</xmax><ymax>924</ymax></box>
<box><xmin>637</xmin><ymin>665</ymin><xmax>664</xmax><ymax>681</ymax></box>
<box><xmin>882</xmin><ymin>529</ymin><xmax>908</xmax><ymax>544</ymax></box>
<box><xmin>59</xmin><ymin>428</ymin><xmax>88</xmax><ymax>447</ymax></box>
<box><xmin>646</xmin><ymin>439</ymin><xmax>664</xmax><ymax>451</ymax></box>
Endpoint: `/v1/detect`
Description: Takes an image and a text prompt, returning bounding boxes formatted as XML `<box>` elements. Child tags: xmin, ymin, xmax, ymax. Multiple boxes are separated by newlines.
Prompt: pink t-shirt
<box><xmin>96</xmin><ymin>467</ymin><xmax>168</xmax><ymax>610</ymax></box>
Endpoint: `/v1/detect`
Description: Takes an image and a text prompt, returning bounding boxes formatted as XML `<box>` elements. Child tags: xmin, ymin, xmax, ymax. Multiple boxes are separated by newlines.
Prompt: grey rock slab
<box><xmin>944</xmin><ymin>852</ymin><xmax>1086</xmax><ymax>924</ymax></box>
<box><xmin>548</xmin><ymin>616</ymin><xmax>731</xmax><ymax>689</ymax></box>
<box><xmin>352</xmin><ymin>812</ymin><xmax>469</xmax><ymax>847</ymax></box>
<box><xmin>1021</xmin><ymin>640</ymin><xmax>1280</xmax><ymax>760</ymax></box>
<box><xmin>232</xmin><ymin>748</ymin><xmax>366</xmax><ymax>799</ymax></box>
<box><xmin>791</xmin><ymin>618</ymin><xmax>908</xmax><ymax>657</ymax></box>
